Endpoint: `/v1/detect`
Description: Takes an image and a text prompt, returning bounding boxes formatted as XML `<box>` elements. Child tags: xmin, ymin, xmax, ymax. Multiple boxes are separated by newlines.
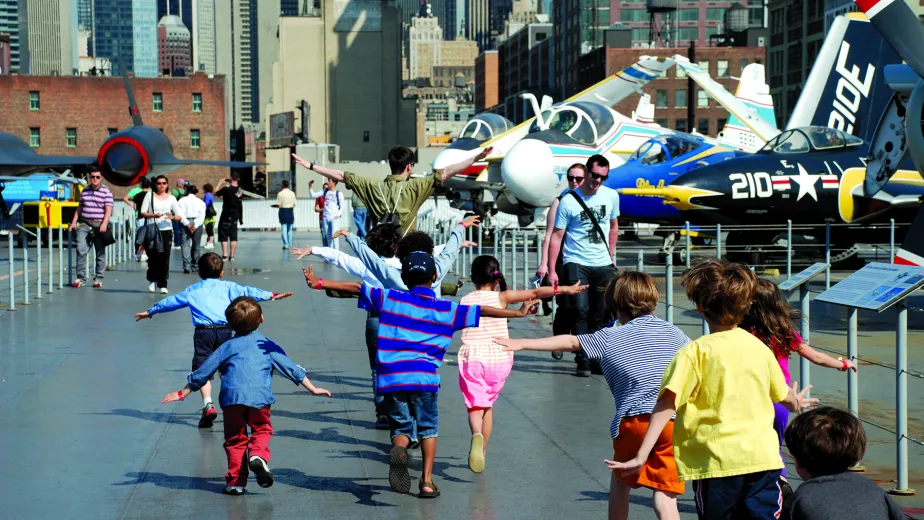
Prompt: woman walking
<box><xmin>139</xmin><ymin>175</ymin><xmax>186</xmax><ymax>293</ymax></box>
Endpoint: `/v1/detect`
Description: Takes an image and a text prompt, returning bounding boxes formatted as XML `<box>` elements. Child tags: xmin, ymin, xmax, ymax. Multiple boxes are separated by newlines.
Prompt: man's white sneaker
<box><xmin>159</xmin><ymin>287</ymin><xmax>169</xmax><ymax>294</ymax></box>
<box><xmin>148</xmin><ymin>282</ymin><xmax>156</xmax><ymax>293</ymax></box>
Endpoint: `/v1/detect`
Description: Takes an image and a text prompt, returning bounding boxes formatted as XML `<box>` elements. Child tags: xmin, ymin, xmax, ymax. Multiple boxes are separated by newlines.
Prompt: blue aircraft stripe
<box><xmin>622</xmin><ymin>66</ymin><xmax>656</xmax><ymax>81</ymax></box>
<box><xmin>547</xmin><ymin>122</ymin><xmax>662</xmax><ymax>156</ymax></box>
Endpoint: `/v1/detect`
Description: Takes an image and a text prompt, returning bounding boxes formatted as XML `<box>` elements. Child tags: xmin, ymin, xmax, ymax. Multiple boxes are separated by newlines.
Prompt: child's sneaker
<box><xmin>222</xmin><ymin>486</ymin><xmax>245</xmax><ymax>495</ymax></box>
<box><xmin>198</xmin><ymin>405</ymin><xmax>218</xmax><ymax>428</ymax></box>
<box><xmin>71</xmin><ymin>280</ymin><xmax>85</xmax><ymax>288</ymax></box>
<box><xmin>92</xmin><ymin>281</ymin><xmax>103</xmax><ymax>288</ymax></box>
<box><xmin>388</xmin><ymin>445</ymin><xmax>411</xmax><ymax>494</ymax></box>
<box><xmin>248</xmin><ymin>456</ymin><xmax>274</xmax><ymax>488</ymax></box>
<box><xmin>375</xmin><ymin>415</ymin><xmax>390</xmax><ymax>430</ymax></box>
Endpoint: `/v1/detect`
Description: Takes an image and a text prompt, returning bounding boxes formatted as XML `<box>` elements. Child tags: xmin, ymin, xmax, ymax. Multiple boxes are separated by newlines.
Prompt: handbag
<box><xmin>96</xmin><ymin>227</ymin><xmax>116</xmax><ymax>247</ymax></box>
<box><xmin>205</xmin><ymin>202</ymin><xmax>217</xmax><ymax>219</ymax></box>
<box><xmin>135</xmin><ymin>192</ymin><xmax>164</xmax><ymax>253</ymax></box>
<box><xmin>568</xmin><ymin>190</ymin><xmax>618</xmax><ymax>270</ymax></box>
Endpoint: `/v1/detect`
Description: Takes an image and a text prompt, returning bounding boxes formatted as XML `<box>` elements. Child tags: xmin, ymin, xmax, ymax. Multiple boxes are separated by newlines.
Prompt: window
<box><xmin>29</xmin><ymin>128</ymin><xmax>40</xmax><ymax>147</ymax></box>
<box><xmin>107</xmin><ymin>128</ymin><xmax>118</xmax><ymax>136</ymax></box>
<box><xmin>677</xmin><ymin>27</ymin><xmax>699</xmax><ymax>41</ymax></box>
<box><xmin>29</xmin><ymin>91</ymin><xmax>39</xmax><ymax>110</ymax></box>
<box><xmin>740</xmin><ymin>58</ymin><xmax>749</xmax><ymax>72</ymax></box>
<box><xmin>190</xmin><ymin>129</ymin><xmax>200</xmax><ymax>148</ymax></box>
<box><xmin>675</xmin><ymin>119</ymin><xmax>688</xmax><ymax>132</ymax></box>
<box><xmin>705</xmin><ymin>8</ymin><xmax>724</xmax><ymax>21</ymax></box>
<box><xmin>676</xmin><ymin>65</ymin><xmax>687</xmax><ymax>79</ymax></box>
<box><xmin>717</xmin><ymin>118</ymin><xmax>727</xmax><ymax>130</ymax></box>
<box><xmin>697</xmin><ymin>90</ymin><xmax>710</xmax><ymax>108</ymax></box>
<box><xmin>363</xmin><ymin>131</ymin><xmax>370</xmax><ymax>142</ymax></box>
<box><xmin>655</xmin><ymin>90</ymin><xmax>668</xmax><ymax>108</ymax></box>
<box><xmin>192</xmin><ymin>93</ymin><xmax>202</xmax><ymax>113</ymax></box>
<box><xmin>620</xmin><ymin>9</ymin><xmax>646</xmax><ymax>22</ymax></box>
<box><xmin>656</xmin><ymin>118</ymin><xmax>668</xmax><ymax>128</ymax></box>
<box><xmin>66</xmin><ymin>128</ymin><xmax>77</xmax><ymax>148</ymax></box>
<box><xmin>697</xmin><ymin>119</ymin><xmax>710</xmax><ymax>134</ymax></box>
<box><xmin>717</xmin><ymin>60</ymin><xmax>729</xmax><ymax>78</ymax></box>
<box><xmin>697</xmin><ymin>61</ymin><xmax>710</xmax><ymax>75</ymax></box>
<box><xmin>153</xmin><ymin>92</ymin><xmax>163</xmax><ymax>112</ymax></box>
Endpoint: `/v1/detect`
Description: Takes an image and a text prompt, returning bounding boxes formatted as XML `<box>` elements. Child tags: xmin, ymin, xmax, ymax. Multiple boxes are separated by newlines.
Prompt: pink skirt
<box><xmin>457</xmin><ymin>344</ymin><xmax>514</xmax><ymax>409</ymax></box>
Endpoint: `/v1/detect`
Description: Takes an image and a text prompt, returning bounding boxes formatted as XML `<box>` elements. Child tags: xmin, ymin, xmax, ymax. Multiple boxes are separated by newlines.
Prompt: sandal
<box><xmin>418</xmin><ymin>479</ymin><xmax>440</xmax><ymax>498</ymax></box>
<box><xmin>388</xmin><ymin>445</ymin><xmax>411</xmax><ymax>494</ymax></box>
<box><xmin>468</xmin><ymin>433</ymin><xmax>485</xmax><ymax>473</ymax></box>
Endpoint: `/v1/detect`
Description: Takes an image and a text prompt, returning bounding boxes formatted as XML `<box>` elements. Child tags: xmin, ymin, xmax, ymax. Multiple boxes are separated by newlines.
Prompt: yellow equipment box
<box><xmin>22</xmin><ymin>200</ymin><xmax>80</xmax><ymax>229</ymax></box>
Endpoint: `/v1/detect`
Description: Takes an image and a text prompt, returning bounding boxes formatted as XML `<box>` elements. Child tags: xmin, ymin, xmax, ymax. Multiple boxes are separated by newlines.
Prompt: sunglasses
<box><xmin>89</xmin><ymin>175</ymin><xmax>102</xmax><ymax>179</ymax></box>
<box><xmin>591</xmin><ymin>172</ymin><xmax>608</xmax><ymax>181</ymax></box>
<box><xmin>156</xmin><ymin>181</ymin><xmax>168</xmax><ymax>185</ymax></box>
<box><xmin>567</xmin><ymin>175</ymin><xmax>584</xmax><ymax>182</ymax></box>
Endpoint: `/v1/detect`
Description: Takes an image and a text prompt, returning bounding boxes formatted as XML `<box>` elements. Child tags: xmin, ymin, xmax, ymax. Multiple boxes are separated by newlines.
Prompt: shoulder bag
<box><xmin>568</xmin><ymin>190</ymin><xmax>617</xmax><ymax>270</ymax></box>
<box><xmin>135</xmin><ymin>191</ymin><xmax>164</xmax><ymax>253</ymax></box>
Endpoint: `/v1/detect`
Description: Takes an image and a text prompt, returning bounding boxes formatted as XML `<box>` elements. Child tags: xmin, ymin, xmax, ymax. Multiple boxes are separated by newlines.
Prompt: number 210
<box><xmin>730</xmin><ymin>172</ymin><xmax>773</xmax><ymax>199</ymax></box>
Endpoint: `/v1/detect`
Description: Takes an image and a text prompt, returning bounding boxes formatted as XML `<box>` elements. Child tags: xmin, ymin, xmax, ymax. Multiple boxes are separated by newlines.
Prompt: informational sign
<box><xmin>815</xmin><ymin>262</ymin><xmax>924</xmax><ymax>312</ymax></box>
<box><xmin>269</xmin><ymin>112</ymin><xmax>295</xmax><ymax>148</ymax></box>
<box><xmin>778</xmin><ymin>262</ymin><xmax>829</xmax><ymax>292</ymax></box>
<box><xmin>333</xmin><ymin>0</ymin><xmax>381</xmax><ymax>32</ymax></box>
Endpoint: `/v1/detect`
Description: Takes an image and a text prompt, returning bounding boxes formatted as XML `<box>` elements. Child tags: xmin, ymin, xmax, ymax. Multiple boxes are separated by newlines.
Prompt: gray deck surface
<box><xmin>1</xmin><ymin>231</ymin><xmax>923</xmax><ymax>519</ymax></box>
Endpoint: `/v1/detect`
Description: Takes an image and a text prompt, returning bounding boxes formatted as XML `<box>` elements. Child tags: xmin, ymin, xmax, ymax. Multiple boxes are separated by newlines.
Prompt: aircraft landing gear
<box><xmin>657</xmin><ymin>233</ymin><xmax>687</xmax><ymax>265</ymax></box>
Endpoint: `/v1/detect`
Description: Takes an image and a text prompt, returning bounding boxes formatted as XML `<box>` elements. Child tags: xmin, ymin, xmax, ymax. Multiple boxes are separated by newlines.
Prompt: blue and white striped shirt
<box><xmin>359</xmin><ymin>283</ymin><xmax>480</xmax><ymax>393</ymax></box>
<box><xmin>578</xmin><ymin>315</ymin><xmax>691</xmax><ymax>438</ymax></box>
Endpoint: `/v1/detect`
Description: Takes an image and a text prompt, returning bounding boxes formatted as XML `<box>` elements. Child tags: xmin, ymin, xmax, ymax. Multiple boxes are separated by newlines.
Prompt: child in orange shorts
<box><xmin>497</xmin><ymin>271</ymin><xmax>690</xmax><ymax>520</ymax></box>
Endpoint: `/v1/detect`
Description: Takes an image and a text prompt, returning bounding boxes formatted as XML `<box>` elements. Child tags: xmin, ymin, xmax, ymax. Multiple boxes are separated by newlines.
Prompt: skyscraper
<box><xmin>157</xmin><ymin>14</ymin><xmax>191</xmax><ymax>75</ymax></box>
<box><xmin>27</xmin><ymin>0</ymin><xmax>76</xmax><ymax>75</ymax></box>
<box><xmin>191</xmin><ymin>0</ymin><xmax>215</xmax><ymax>73</ymax></box>
<box><xmin>0</xmin><ymin>0</ymin><xmax>28</xmax><ymax>73</ymax></box>
<box><xmin>93</xmin><ymin>0</ymin><xmax>158</xmax><ymax>77</ymax></box>
<box><xmin>280</xmin><ymin>0</ymin><xmax>298</xmax><ymax>16</ymax></box>
<box><xmin>157</xmin><ymin>0</ymin><xmax>193</xmax><ymax>31</ymax></box>
<box><xmin>77</xmin><ymin>0</ymin><xmax>92</xmax><ymax>30</ymax></box>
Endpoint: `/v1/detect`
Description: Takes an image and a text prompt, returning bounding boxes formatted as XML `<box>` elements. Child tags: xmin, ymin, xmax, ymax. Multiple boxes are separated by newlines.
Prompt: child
<box><xmin>460</xmin><ymin>255</ymin><xmax>587</xmax><ymax>474</ymax></box>
<box><xmin>606</xmin><ymin>259</ymin><xmax>816</xmax><ymax>520</ymax></box>
<box><xmin>135</xmin><ymin>253</ymin><xmax>292</xmax><ymax>428</ymax></box>
<box><xmin>161</xmin><ymin>296</ymin><xmax>331</xmax><ymax>495</ymax></box>
<box><xmin>302</xmin><ymin>255</ymin><xmax>538</xmax><ymax>499</ymax></box>
<box><xmin>741</xmin><ymin>279</ymin><xmax>858</xmax><ymax>479</ymax></box>
<box><xmin>497</xmin><ymin>271</ymin><xmax>691</xmax><ymax>520</ymax></box>
<box><xmin>783</xmin><ymin>407</ymin><xmax>906</xmax><ymax>520</ymax></box>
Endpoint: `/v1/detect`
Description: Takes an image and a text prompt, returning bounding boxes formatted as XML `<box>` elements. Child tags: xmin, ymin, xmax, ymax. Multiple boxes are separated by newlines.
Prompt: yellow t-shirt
<box><xmin>659</xmin><ymin>327</ymin><xmax>789</xmax><ymax>481</ymax></box>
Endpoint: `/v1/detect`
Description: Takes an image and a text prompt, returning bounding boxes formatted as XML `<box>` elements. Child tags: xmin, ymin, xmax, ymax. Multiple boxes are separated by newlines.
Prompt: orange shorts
<box><xmin>612</xmin><ymin>415</ymin><xmax>685</xmax><ymax>495</ymax></box>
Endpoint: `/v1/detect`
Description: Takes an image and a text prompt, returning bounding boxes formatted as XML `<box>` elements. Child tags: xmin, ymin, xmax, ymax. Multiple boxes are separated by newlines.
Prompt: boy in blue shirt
<box><xmin>161</xmin><ymin>296</ymin><xmax>331</xmax><ymax>495</ymax></box>
<box><xmin>302</xmin><ymin>254</ymin><xmax>538</xmax><ymax>498</ymax></box>
<box><xmin>135</xmin><ymin>253</ymin><xmax>292</xmax><ymax>428</ymax></box>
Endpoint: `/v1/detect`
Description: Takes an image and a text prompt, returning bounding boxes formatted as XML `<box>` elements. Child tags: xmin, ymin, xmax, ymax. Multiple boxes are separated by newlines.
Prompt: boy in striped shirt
<box><xmin>302</xmin><ymin>253</ymin><xmax>537</xmax><ymax>498</ymax></box>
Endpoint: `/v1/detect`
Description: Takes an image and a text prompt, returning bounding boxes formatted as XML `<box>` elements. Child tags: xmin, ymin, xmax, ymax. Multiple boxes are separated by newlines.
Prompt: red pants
<box><xmin>222</xmin><ymin>405</ymin><xmax>273</xmax><ymax>487</ymax></box>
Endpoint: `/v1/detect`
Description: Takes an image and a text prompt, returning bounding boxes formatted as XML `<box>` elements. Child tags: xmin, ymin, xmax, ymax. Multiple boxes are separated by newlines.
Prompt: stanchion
<box><xmin>522</xmin><ymin>232</ymin><xmax>528</xmax><ymax>289</ymax></box>
<box><xmin>500</xmin><ymin>229</ymin><xmax>507</xmax><ymax>277</ymax></box>
<box><xmin>702</xmin><ymin>318</ymin><xmax>709</xmax><ymax>336</ymax></box>
<box><xmin>534</xmin><ymin>231</ymin><xmax>542</xmax><ymax>282</ymax></box>
<box><xmin>7</xmin><ymin>233</ymin><xmax>15</xmax><ymax>311</ymax></box>
<box><xmin>890</xmin><ymin>218</ymin><xmax>895</xmax><ymax>263</ymax></box>
<box><xmin>465</xmin><ymin>225</ymin><xmax>472</xmax><ymax>277</ymax></box>
<box><xmin>35</xmin><ymin>227</ymin><xmax>42</xmax><ymax>299</ymax></box>
<box><xmin>68</xmin><ymin>230</ymin><xmax>73</xmax><ymax>286</ymax></box>
<box><xmin>22</xmin><ymin>231</ymin><xmax>30</xmax><ymax>305</ymax></box>
<box><xmin>787</xmin><ymin>220</ymin><xmax>793</xmax><ymax>280</ymax></box>
<box><xmin>715</xmin><ymin>224</ymin><xmax>722</xmax><ymax>259</ymax></box>
<box><xmin>477</xmin><ymin>223</ymin><xmax>483</xmax><ymax>258</ymax></box>
<box><xmin>799</xmin><ymin>283</ymin><xmax>811</xmax><ymax>397</ymax></box>
<box><xmin>47</xmin><ymin>226</ymin><xmax>54</xmax><ymax>294</ymax></box>
<box><xmin>684</xmin><ymin>221</ymin><xmax>691</xmax><ymax>268</ymax></box>
<box><xmin>58</xmin><ymin>227</ymin><xmax>64</xmax><ymax>289</ymax></box>
<box><xmin>825</xmin><ymin>223</ymin><xmax>831</xmax><ymax>290</ymax></box>
<box><xmin>512</xmin><ymin>231</ymin><xmax>518</xmax><ymax>290</ymax></box>
<box><xmin>665</xmin><ymin>253</ymin><xmax>674</xmax><ymax>324</ymax></box>
<box><xmin>847</xmin><ymin>308</ymin><xmax>865</xmax><ymax>472</ymax></box>
<box><xmin>889</xmin><ymin>303</ymin><xmax>915</xmax><ymax>496</ymax></box>
<box><xmin>636</xmin><ymin>250</ymin><xmax>643</xmax><ymax>272</ymax></box>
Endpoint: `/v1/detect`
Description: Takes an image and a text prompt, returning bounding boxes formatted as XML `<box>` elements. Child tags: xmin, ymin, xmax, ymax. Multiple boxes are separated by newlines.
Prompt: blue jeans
<box><xmin>366</xmin><ymin>315</ymin><xmax>385</xmax><ymax>415</ymax></box>
<box><xmin>353</xmin><ymin>208</ymin><xmax>368</xmax><ymax>239</ymax></box>
<box><xmin>384</xmin><ymin>390</ymin><xmax>438</xmax><ymax>440</ymax></box>
<box><xmin>321</xmin><ymin>218</ymin><xmax>340</xmax><ymax>249</ymax></box>
<box><xmin>281</xmin><ymin>222</ymin><xmax>294</xmax><ymax>248</ymax></box>
<box><xmin>172</xmin><ymin>220</ymin><xmax>184</xmax><ymax>247</ymax></box>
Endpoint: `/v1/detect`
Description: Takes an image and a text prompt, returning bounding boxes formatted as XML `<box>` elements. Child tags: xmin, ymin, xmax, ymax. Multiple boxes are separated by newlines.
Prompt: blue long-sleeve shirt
<box><xmin>187</xmin><ymin>331</ymin><xmax>307</xmax><ymax>408</ymax></box>
<box><xmin>147</xmin><ymin>278</ymin><xmax>275</xmax><ymax>326</ymax></box>
<box><xmin>345</xmin><ymin>222</ymin><xmax>464</xmax><ymax>296</ymax></box>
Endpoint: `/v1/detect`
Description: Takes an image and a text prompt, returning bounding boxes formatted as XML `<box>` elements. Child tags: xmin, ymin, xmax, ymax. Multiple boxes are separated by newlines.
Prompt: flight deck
<box><xmin>1</xmin><ymin>231</ymin><xmax>923</xmax><ymax>519</ymax></box>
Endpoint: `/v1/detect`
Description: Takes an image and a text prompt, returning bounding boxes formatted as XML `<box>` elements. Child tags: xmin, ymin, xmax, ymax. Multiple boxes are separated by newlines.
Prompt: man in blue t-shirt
<box><xmin>548</xmin><ymin>154</ymin><xmax>620</xmax><ymax>377</ymax></box>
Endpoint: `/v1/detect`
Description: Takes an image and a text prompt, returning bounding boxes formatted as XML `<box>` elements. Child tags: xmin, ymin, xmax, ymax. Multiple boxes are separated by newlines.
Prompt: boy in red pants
<box><xmin>161</xmin><ymin>296</ymin><xmax>332</xmax><ymax>495</ymax></box>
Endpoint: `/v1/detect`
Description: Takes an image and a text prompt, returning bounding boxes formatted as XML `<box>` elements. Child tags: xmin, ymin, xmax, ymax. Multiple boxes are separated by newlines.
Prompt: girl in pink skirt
<box><xmin>459</xmin><ymin>255</ymin><xmax>587</xmax><ymax>473</ymax></box>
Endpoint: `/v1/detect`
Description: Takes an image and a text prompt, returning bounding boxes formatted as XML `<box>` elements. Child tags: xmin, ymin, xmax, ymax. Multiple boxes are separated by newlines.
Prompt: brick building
<box><xmin>475</xmin><ymin>50</ymin><xmax>499</xmax><ymax>111</ymax></box>
<box><xmin>0</xmin><ymin>73</ymin><xmax>228</xmax><ymax>197</ymax></box>
<box><xmin>497</xmin><ymin>23</ymin><xmax>553</xmax><ymax>123</ymax></box>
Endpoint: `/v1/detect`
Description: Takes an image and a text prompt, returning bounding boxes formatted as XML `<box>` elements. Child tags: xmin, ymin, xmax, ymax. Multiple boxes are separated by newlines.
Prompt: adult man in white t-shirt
<box><xmin>548</xmin><ymin>154</ymin><xmax>620</xmax><ymax>377</ymax></box>
<box><xmin>308</xmin><ymin>178</ymin><xmax>345</xmax><ymax>250</ymax></box>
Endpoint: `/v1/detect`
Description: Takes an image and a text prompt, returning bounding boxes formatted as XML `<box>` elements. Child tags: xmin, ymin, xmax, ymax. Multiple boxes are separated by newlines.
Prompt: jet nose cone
<box><xmin>431</xmin><ymin>147</ymin><xmax>480</xmax><ymax>171</ymax></box>
<box><xmin>501</xmin><ymin>139</ymin><xmax>560</xmax><ymax>207</ymax></box>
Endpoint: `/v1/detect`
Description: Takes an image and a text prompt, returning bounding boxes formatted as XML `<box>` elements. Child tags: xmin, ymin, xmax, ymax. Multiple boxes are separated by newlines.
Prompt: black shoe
<box><xmin>388</xmin><ymin>445</ymin><xmax>411</xmax><ymax>494</ymax></box>
<box><xmin>576</xmin><ymin>358</ymin><xmax>591</xmax><ymax>377</ymax></box>
<box><xmin>407</xmin><ymin>439</ymin><xmax>420</xmax><ymax>450</ymax></box>
<box><xmin>375</xmin><ymin>415</ymin><xmax>390</xmax><ymax>430</ymax></box>
<box><xmin>590</xmin><ymin>359</ymin><xmax>603</xmax><ymax>375</ymax></box>
<box><xmin>248</xmin><ymin>456</ymin><xmax>274</xmax><ymax>488</ymax></box>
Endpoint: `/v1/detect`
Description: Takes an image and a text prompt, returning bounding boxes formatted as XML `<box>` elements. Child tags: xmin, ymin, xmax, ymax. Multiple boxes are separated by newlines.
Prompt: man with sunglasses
<box><xmin>548</xmin><ymin>155</ymin><xmax>620</xmax><ymax>377</ymax></box>
<box><xmin>68</xmin><ymin>171</ymin><xmax>114</xmax><ymax>288</ymax></box>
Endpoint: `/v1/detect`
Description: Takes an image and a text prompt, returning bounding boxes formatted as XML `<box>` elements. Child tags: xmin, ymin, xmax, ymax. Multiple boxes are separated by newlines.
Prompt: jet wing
<box><xmin>154</xmin><ymin>157</ymin><xmax>262</xmax><ymax>168</ymax></box>
<box><xmin>674</xmin><ymin>55</ymin><xmax>778</xmax><ymax>147</ymax></box>
<box><xmin>567</xmin><ymin>56</ymin><xmax>676</xmax><ymax>106</ymax></box>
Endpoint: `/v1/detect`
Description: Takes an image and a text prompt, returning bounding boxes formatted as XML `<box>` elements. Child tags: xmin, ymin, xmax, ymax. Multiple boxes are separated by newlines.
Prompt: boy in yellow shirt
<box><xmin>607</xmin><ymin>259</ymin><xmax>816</xmax><ymax>520</ymax></box>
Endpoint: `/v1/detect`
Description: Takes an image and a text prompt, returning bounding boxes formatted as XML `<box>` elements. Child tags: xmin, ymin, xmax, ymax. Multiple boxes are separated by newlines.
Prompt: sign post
<box><xmin>816</xmin><ymin>262</ymin><xmax>924</xmax><ymax>496</ymax></box>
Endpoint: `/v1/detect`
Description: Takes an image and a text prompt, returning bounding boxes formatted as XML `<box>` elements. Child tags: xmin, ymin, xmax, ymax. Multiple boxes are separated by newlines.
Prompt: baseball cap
<box><xmin>402</xmin><ymin>251</ymin><xmax>436</xmax><ymax>278</ymax></box>
<box><xmin>176</xmin><ymin>178</ymin><xmax>186</xmax><ymax>185</ymax></box>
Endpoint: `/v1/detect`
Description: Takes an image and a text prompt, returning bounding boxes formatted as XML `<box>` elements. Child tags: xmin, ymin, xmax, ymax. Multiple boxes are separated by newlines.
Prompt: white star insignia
<box><xmin>789</xmin><ymin>164</ymin><xmax>820</xmax><ymax>202</ymax></box>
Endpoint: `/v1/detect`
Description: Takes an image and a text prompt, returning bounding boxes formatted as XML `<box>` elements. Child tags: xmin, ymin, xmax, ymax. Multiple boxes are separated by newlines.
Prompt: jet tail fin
<box><xmin>894</xmin><ymin>207</ymin><xmax>924</xmax><ymax>266</ymax></box>
<box><xmin>787</xmin><ymin>13</ymin><xmax>901</xmax><ymax>143</ymax></box>
<box><xmin>719</xmin><ymin>63</ymin><xmax>777</xmax><ymax>151</ymax></box>
<box><xmin>632</xmin><ymin>94</ymin><xmax>655</xmax><ymax>124</ymax></box>
<box><xmin>119</xmin><ymin>58</ymin><xmax>144</xmax><ymax>127</ymax></box>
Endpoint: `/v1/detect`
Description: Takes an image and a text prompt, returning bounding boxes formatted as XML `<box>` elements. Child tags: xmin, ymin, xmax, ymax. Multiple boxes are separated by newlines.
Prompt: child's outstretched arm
<box><xmin>499</xmin><ymin>280</ymin><xmax>587</xmax><ymax>306</ymax></box>
<box><xmin>433</xmin><ymin>216</ymin><xmax>479</xmax><ymax>282</ymax></box>
<box><xmin>303</xmin><ymin>265</ymin><xmax>361</xmax><ymax>294</ymax></box>
<box><xmin>136</xmin><ymin>290</ymin><xmax>191</xmax><ymax>320</ymax></box>
<box><xmin>299</xmin><ymin>376</ymin><xmax>332</xmax><ymax>397</ymax></box>
<box><xmin>798</xmin><ymin>343</ymin><xmax>858</xmax><ymax>372</ymax></box>
<box><xmin>162</xmin><ymin>345</ymin><xmax>230</xmax><ymax>403</ymax></box>
<box><xmin>495</xmin><ymin>335</ymin><xmax>581</xmax><ymax>352</ymax></box>
<box><xmin>781</xmin><ymin>381</ymin><xmax>819</xmax><ymax>413</ymax></box>
<box><xmin>162</xmin><ymin>384</ymin><xmax>192</xmax><ymax>403</ymax></box>
<box><xmin>604</xmin><ymin>393</ymin><xmax>677</xmax><ymax>475</ymax></box>
<box><xmin>480</xmin><ymin>300</ymin><xmax>541</xmax><ymax>319</ymax></box>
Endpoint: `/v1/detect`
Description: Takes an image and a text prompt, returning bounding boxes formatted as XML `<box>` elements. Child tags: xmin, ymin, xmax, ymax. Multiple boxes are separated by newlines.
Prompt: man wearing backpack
<box><xmin>547</xmin><ymin>154</ymin><xmax>620</xmax><ymax>377</ymax></box>
<box><xmin>292</xmin><ymin>145</ymin><xmax>492</xmax><ymax>236</ymax></box>
<box><xmin>309</xmin><ymin>179</ymin><xmax>345</xmax><ymax>249</ymax></box>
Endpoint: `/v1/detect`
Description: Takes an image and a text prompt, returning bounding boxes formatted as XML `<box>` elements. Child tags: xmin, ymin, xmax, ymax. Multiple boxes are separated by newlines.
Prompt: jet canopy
<box><xmin>458</xmin><ymin>113</ymin><xmax>514</xmax><ymax>141</ymax></box>
<box><xmin>628</xmin><ymin>134</ymin><xmax>703</xmax><ymax>165</ymax></box>
<box><xmin>528</xmin><ymin>101</ymin><xmax>615</xmax><ymax>145</ymax></box>
<box><xmin>760</xmin><ymin>126</ymin><xmax>864</xmax><ymax>154</ymax></box>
